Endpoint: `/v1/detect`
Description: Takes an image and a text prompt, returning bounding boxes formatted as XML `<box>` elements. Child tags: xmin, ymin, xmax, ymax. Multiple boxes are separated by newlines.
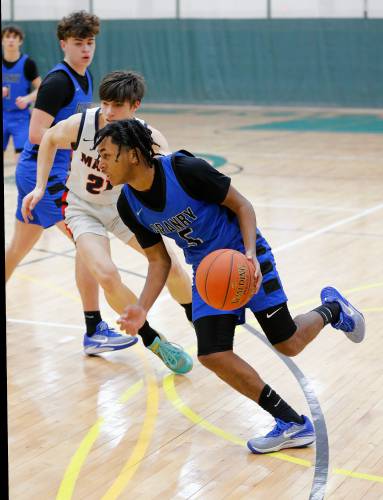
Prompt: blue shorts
<box><xmin>192</xmin><ymin>235</ymin><xmax>287</xmax><ymax>323</ymax></box>
<box><xmin>15</xmin><ymin>161</ymin><xmax>68</xmax><ymax>228</ymax></box>
<box><xmin>3</xmin><ymin>111</ymin><xmax>30</xmax><ymax>151</ymax></box>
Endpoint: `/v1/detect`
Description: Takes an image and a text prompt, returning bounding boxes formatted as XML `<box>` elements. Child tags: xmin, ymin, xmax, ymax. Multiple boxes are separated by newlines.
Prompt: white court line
<box><xmin>7</xmin><ymin>203</ymin><xmax>383</xmax><ymax>329</ymax></box>
<box><xmin>250</xmin><ymin>152</ymin><xmax>383</xmax><ymax>162</ymax></box>
<box><xmin>7</xmin><ymin>318</ymin><xmax>83</xmax><ymax>329</ymax></box>
<box><xmin>273</xmin><ymin>202</ymin><xmax>383</xmax><ymax>255</ymax></box>
<box><xmin>253</xmin><ymin>203</ymin><xmax>358</xmax><ymax>213</ymax></box>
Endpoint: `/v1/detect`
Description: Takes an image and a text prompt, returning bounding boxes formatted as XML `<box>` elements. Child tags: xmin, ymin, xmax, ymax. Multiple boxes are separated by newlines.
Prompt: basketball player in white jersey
<box><xmin>21</xmin><ymin>71</ymin><xmax>193</xmax><ymax>374</ymax></box>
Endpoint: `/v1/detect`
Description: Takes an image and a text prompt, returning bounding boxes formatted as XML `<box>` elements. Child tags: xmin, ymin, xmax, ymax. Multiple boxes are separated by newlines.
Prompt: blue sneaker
<box><xmin>84</xmin><ymin>321</ymin><xmax>138</xmax><ymax>355</ymax></box>
<box><xmin>247</xmin><ymin>415</ymin><xmax>315</xmax><ymax>454</ymax></box>
<box><xmin>321</xmin><ymin>286</ymin><xmax>365</xmax><ymax>343</ymax></box>
<box><xmin>147</xmin><ymin>335</ymin><xmax>193</xmax><ymax>374</ymax></box>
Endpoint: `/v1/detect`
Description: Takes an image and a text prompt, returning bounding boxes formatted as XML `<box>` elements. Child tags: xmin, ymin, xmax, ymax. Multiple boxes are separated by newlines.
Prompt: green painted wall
<box><xmin>7</xmin><ymin>19</ymin><xmax>383</xmax><ymax>107</ymax></box>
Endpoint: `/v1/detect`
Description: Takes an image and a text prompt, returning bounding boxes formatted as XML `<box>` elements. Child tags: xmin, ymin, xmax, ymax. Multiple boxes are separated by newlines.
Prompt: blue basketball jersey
<box><xmin>122</xmin><ymin>152</ymin><xmax>263</xmax><ymax>267</ymax></box>
<box><xmin>20</xmin><ymin>63</ymin><xmax>93</xmax><ymax>172</ymax></box>
<box><xmin>2</xmin><ymin>54</ymin><xmax>30</xmax><ymax>114</ymax></box>
<box><xmin>122</xmin><ymin>152</ymin><xmax>287</xmax><ymax>320</ymax></box>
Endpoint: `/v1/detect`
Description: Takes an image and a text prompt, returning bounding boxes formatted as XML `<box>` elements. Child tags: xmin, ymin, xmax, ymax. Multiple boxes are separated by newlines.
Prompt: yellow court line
<box><xmin>56</xmin><ymin>380</ymin><xmax>144</xmax><ymax>500</ymax></box>
<box><xmin>333</xmin><ymin>468</ymin><xmax>383</xmax><ymax>483</ymax></box>
<box><xmin>14</xmin><ymin>272</ymin><xmax>82</xmax><ymax>303</ymax></box>
<box><xmin>289</xmin><ymin>282</ymin><xmax>383</xmax><ymax>311</ymax></box>
<box><xmin>163</xmin><ymin>374</ymin><xmax>383</xmax><ymax>483</ymax></box>
<box><xmin>13</xmin><ymin>271</ymin><xmax>125</xmax><ymax>326</ymax></box>
<box><xmin>118</xmin><ymin>380</ymin><xmax>144</xmax><ymax>404</ymax></box>
<box><xmin>14</xmin><ymin>270</ymin><xmax>159</xmax><ymax>497</ymax></box>
<box><xmin>14</xmin><ymin>271</ymin><xmax>383</xmax><ymax>487</ymax></box>
<box><xmin>102</xmin><ymin>347</ymin><xmax>160</xmax><ymax>500</ymax></box>
<box><xmin>56</xmin><ymin>418</ymin><xmax>105</xmax><ymax>500</ymax></box>
<box><xmin>163</xmin><ymin>374</ymin><xmax>311</xmax><ymax>468</ymax></box>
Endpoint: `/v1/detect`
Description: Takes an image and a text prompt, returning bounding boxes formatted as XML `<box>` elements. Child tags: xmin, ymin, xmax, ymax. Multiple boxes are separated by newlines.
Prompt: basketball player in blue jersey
<box><xmin>2</xmin><ymin>25</ymin><xmax>41</xmax><ymax>162</ymax></box>
<box><xmin>94</xmin><ymin>119</ymin><xmax>366</xmax><ymax>454</ymax></box>
<box><xmin>5</xmin><ymin>12</ymin><xmax>137</xmax><ymax>352</ymax></box>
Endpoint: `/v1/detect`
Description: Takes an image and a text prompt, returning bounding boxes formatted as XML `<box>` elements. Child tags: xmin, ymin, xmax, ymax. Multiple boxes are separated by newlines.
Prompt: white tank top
<box><xmin>67</xmin><ymin>107</ymin><xmax>145</xmax><ymax>205</ymax></box>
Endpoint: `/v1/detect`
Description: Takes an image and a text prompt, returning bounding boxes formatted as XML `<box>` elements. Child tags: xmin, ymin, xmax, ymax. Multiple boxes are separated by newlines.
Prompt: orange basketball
<box><xmin>195</xmin><ymin>249</ymin><xmax>255</xmax><ymax>310</ymax></box>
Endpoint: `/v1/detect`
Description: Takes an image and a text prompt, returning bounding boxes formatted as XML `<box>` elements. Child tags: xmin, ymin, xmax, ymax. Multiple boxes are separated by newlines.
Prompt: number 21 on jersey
<box><xmin>86</xmin><ymin>173</ymin><xmax>113</xmax><ymax>194</ymax></box>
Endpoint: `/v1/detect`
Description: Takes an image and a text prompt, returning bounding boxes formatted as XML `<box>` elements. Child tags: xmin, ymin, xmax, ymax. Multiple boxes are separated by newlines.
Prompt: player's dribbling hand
<box><xmin>2</xmin><ymin>86</ymin><xmax>8</xmax><ymax>98</ymax></box>
<box><xmin>21</xmin><ymin>187</ymin><xmax>45</xmax><ymax>223</ymax></box>
<box><xmin>117</xmin><ymin>304</ymin><xmax>147</xmax><ymax>336</ymax></box>
<box><xmin>246</xmin><ymin>252</ymin><xmax>263</xmax><ymax>295</ymax></box>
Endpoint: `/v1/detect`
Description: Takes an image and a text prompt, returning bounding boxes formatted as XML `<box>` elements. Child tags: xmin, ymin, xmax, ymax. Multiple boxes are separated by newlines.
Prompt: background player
<box><xmin>3</xmin><ymin>12</ymin><xmax>131</xmax><ymax>353</ymax></box>
<box><xmin>2</xmin><ymin>25</ymin><xmax>41</xmax><ymax>162</ymax></box>
<box><xmin>93</xmin><ymin>119</ymin><xmax>365</xmax><ymax>454</ymax></box>
<box><xmin>21</xmin><ymin>70</ymin><xmax>193</xmax><ymax>373</ymax></box>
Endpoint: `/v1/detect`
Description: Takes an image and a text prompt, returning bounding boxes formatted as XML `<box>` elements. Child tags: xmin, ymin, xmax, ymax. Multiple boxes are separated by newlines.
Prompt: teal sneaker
<box><xmin>147</xmin><ymin>335</ymin><xmax>193</xmax><ymax>374</ymax></box>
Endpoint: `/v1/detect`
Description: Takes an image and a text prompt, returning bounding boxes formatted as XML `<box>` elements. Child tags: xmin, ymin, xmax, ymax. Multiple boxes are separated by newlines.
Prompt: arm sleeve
<box><xmin>34</xmin><ymin>71</ymin><xmax>74</xmax><ymax>117</ymax></box>
<box><xmin>173</xmin><ymin>155</ymin><xmax>231</xmax><ymax>204</ymax></box>
<box><xmin>24</xmin><ymin>57</ymin><xmax>39</xmax><ymax>81</ymax></box>
<box><xmin>117</xmin><ymin>192</ymin><xmax>162</xmax><ymax>249</ymax></box>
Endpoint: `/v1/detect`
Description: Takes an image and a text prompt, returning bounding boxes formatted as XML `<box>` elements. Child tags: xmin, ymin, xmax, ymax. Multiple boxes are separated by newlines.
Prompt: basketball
<box><xmin>195</xmin><ymin>249</ymin><xmax>255</xmax><ymax>310</ymax></box>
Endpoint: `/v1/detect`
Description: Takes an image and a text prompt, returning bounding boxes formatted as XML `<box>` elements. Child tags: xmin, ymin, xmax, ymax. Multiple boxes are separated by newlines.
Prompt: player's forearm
<box><xmin>138</xmin><ymin>259</ymin><xmax>171</xmax><ymax>312</ymax></box>
<box><xmin>29</xmin><ymin>108</ymin><xmax>55</xmax><ymax>145</ymax></box>
<box><xmin>236</xmin><ymin>201</ymin><xmax>257</xmax><ymax>255</ymax></box>
<box><xmin>25</xmin><ymin>88</ymin><xmax>38</xmax><ymax>104</ymax></box>
<box><xmin>36</xmin><ymin>132</ymin><xmax>58</xmax><ymax>190</ymax></box>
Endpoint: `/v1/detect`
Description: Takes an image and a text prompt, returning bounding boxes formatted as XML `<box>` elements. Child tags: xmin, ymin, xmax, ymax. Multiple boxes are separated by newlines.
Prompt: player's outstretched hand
<box><xmin>21</xmin><ymin>187</ymin><xmax>45</xmax><ymax>223</ymax></box>
<box><xmin>117</xmin><ymin>304</ymin><xmax>147</xmax><ymax>336</ymax></box>
<box><xmin>246</xmin><ymin>252</ymin><xmax>263</xmax><ymax>295</ymax></box>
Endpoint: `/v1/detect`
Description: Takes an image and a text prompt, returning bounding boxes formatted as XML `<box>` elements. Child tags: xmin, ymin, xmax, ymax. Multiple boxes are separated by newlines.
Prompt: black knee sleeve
<box><xmin>254</xmin><ymin>302</ymin><xmax>297</xmax><ymax>345</ymax></box>
<box><xmin>194</xmin><ymin>314</ymin><xmax>238</xmax><ymax>356</ymax></box>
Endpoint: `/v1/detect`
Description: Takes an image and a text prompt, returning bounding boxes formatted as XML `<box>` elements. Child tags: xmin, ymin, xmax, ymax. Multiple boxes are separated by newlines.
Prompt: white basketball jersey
<box><xmin>67</xmin><ymin>107</ymin><xmax>146</xmax><ymax>205</ymax></box>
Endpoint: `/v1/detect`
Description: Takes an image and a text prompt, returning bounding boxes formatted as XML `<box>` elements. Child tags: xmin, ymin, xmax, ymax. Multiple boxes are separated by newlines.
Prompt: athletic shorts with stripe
<box><xmin>16</xmin><ymin>161</ymin><xmax>67</xmax><ymax>228</ymax></box>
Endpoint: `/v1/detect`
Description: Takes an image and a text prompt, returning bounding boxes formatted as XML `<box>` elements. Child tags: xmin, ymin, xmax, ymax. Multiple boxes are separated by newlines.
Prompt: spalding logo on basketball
<box><xmin>196</xmin><ymin>249</ymin><xmax>255</xmax><ymax>310</ymax></box>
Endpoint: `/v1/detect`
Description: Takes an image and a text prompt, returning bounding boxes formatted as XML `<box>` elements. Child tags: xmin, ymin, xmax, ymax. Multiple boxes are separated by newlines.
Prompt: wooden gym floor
<box><xmin>5</xmin><ymin>105</ymin><xmax>383</xmax><ymax>499</ymax></box>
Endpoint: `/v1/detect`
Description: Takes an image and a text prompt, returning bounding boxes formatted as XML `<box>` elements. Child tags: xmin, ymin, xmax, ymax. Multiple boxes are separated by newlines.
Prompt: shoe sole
<box><xmin>84</xmin><ymin>338</ymin><xmax>139</xmax><ymax>355</ymax></box>
<box><xmin>171</xmin><ymin>363</ymin><xmax>193</xmax><ymax>375</ymax></box>
<box><xmin>157</xmin><ymin>359</ymin><xmax>193</xmax><ymax>374</ymax></box>
<box><xmin>321</xmin><ymin>286</ymin><xmax>365</xmax><ymax>343</ymax></box>
<box><xmin>247</xmin><ymin>436</ymin><xmax>316</xmax><ymax>454</ymax></box>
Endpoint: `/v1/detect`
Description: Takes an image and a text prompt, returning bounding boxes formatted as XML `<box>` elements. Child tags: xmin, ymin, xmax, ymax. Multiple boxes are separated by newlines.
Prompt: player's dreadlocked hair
<box><xmin>93</xmin><ymin>119</ymin><xmax>159</xmax><ymax>166</ymax></box>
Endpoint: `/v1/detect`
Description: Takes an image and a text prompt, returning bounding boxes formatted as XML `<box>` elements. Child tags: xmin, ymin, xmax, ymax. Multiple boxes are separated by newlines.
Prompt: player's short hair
<box><xmin>99</xmin><ymin>71</ymin><xmax>146</xmax><ymax>106</ymax></box>
<box><xmin>57</xmin><ymin>10</ymin><xmax>100</xmax><ymax>41</ymax></box>
<box><xmin>2</xmin><ymin>25</ymin><xmax>24</xmax><ymax>41</ymax></box>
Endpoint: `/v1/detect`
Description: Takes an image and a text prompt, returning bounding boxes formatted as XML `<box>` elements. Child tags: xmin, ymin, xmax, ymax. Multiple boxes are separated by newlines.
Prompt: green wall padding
<box><xmin>4</xmin><ymin>19</ymin><xmax>383</xmax><ymax>107</ymax></box>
